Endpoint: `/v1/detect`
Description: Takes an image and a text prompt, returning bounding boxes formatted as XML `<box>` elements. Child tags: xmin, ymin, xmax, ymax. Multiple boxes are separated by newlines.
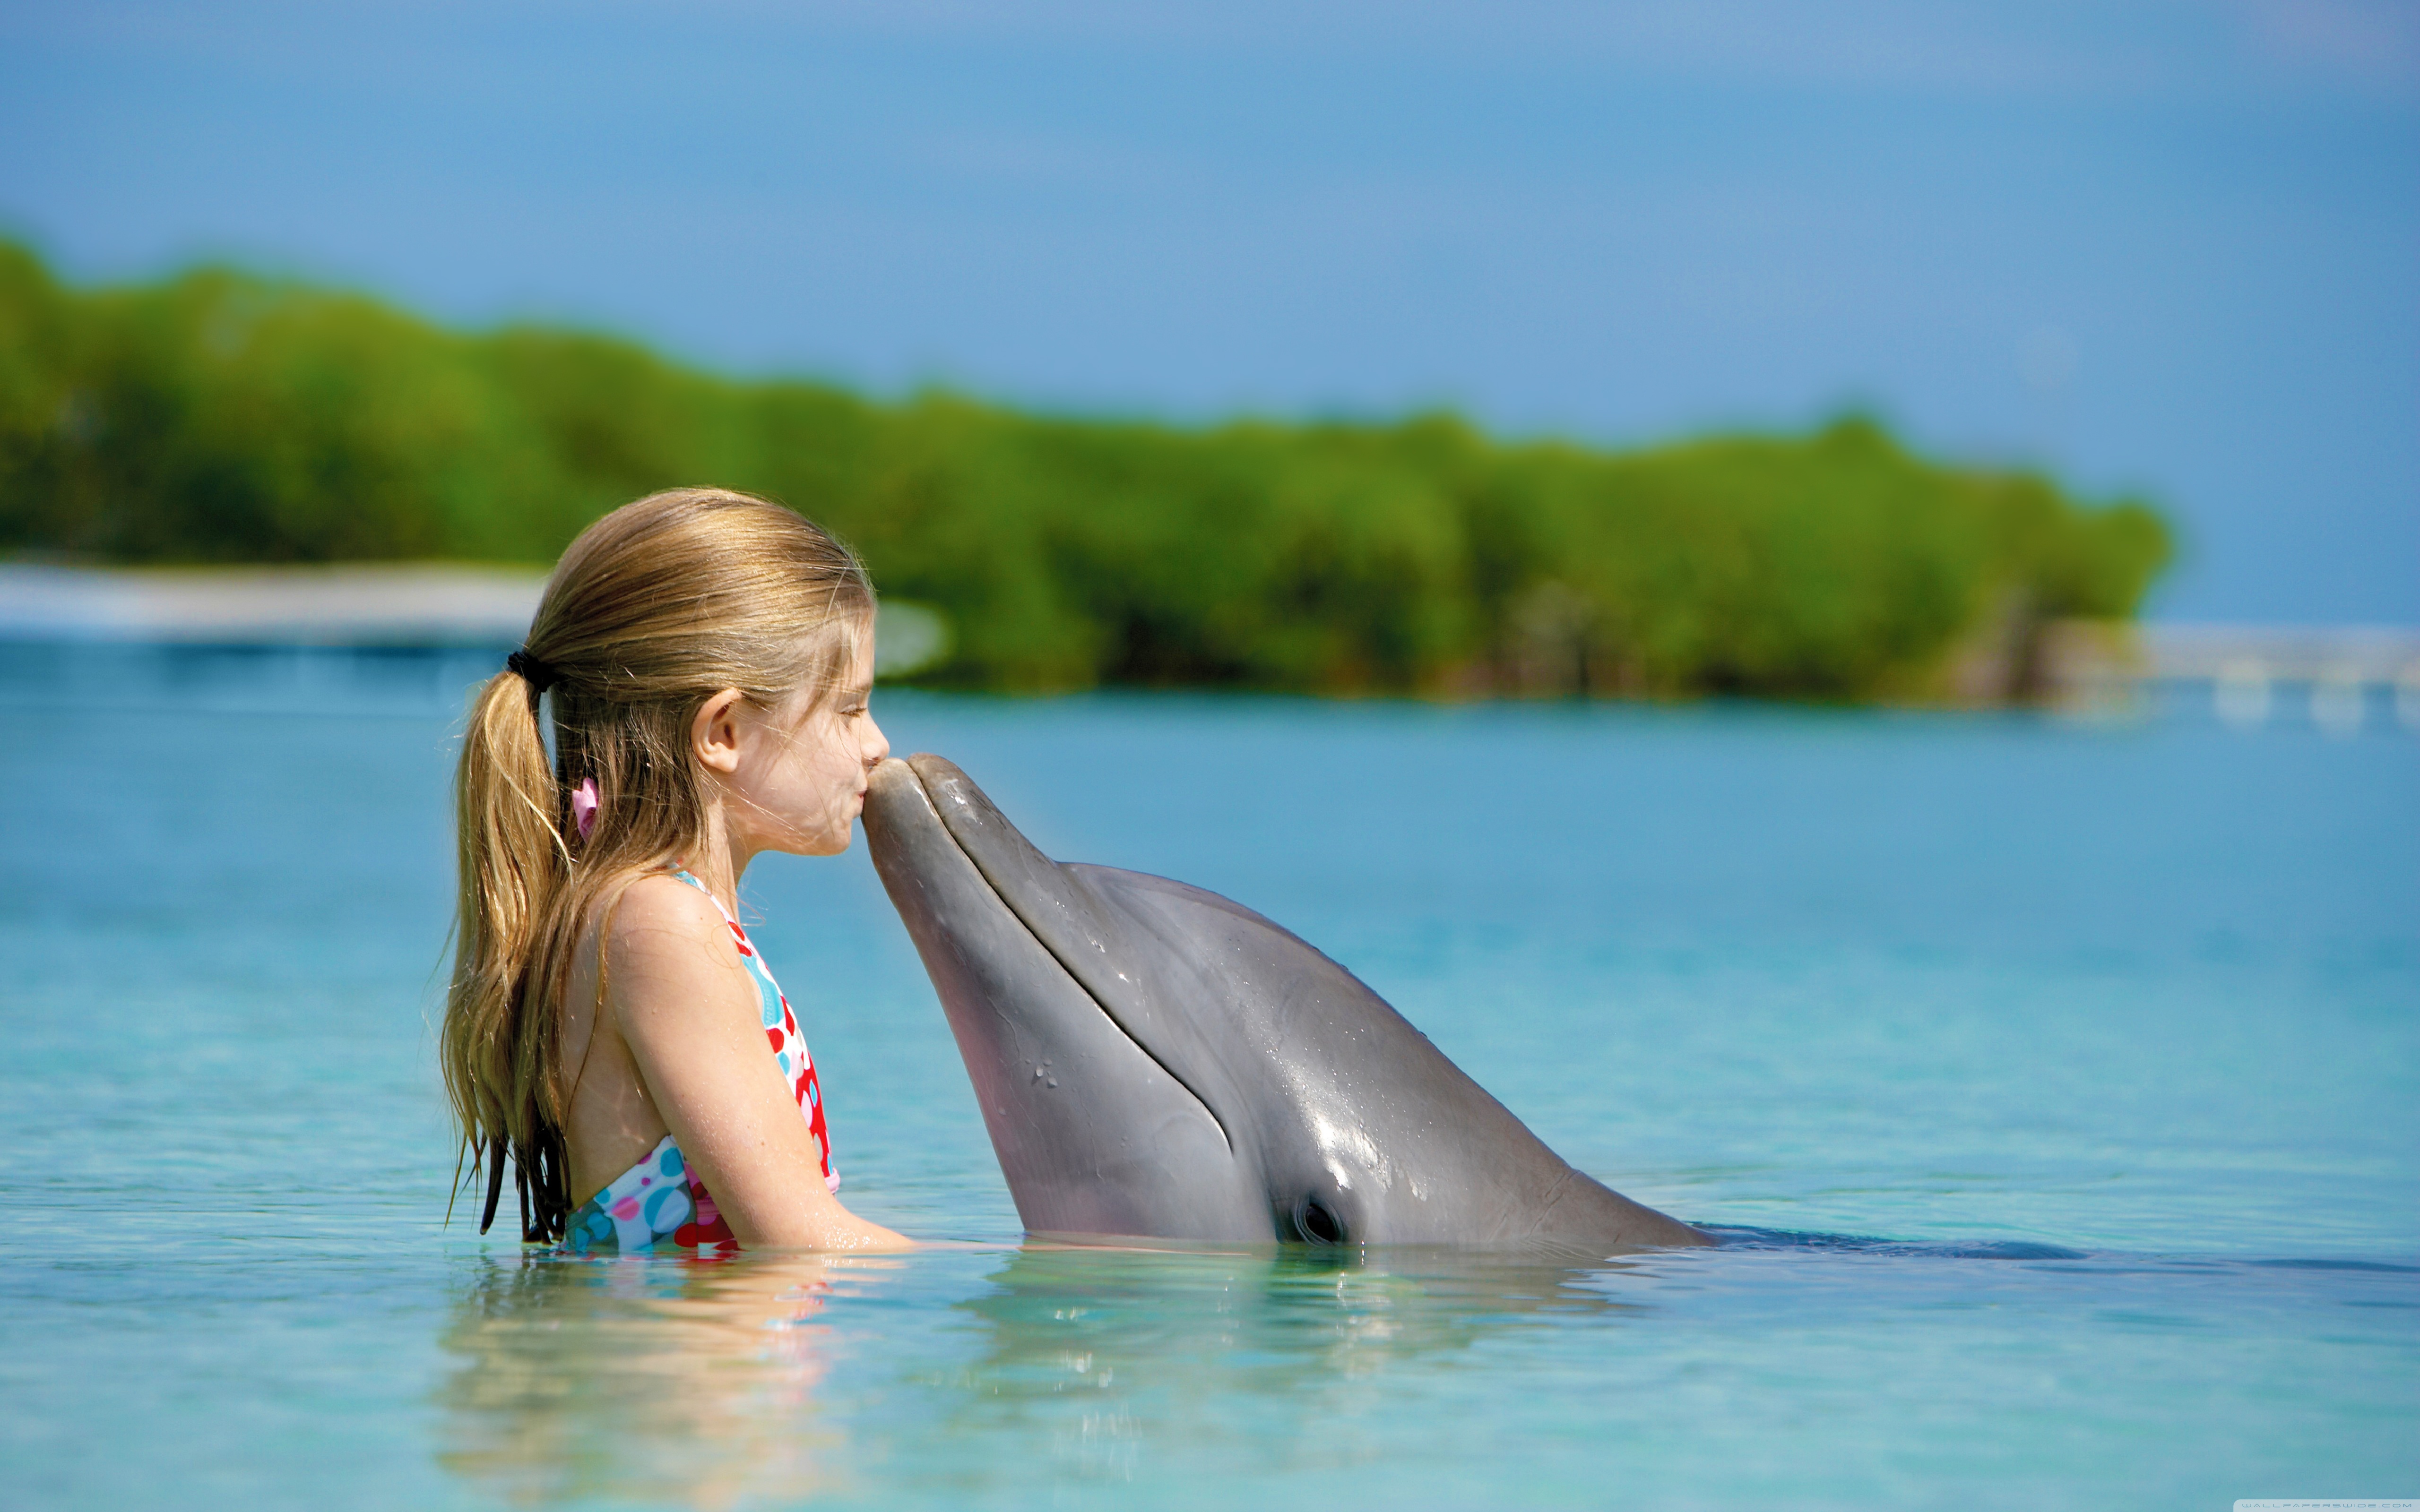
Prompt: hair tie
<box><xmin>505</xmin><ymin>647</ymin><xmax>558</xmax><ymax>693</ymax></box>
<box><xmin>570</xmin><ymin>777</ymin><xmax>600</xmax><ymax>841</ymax></box>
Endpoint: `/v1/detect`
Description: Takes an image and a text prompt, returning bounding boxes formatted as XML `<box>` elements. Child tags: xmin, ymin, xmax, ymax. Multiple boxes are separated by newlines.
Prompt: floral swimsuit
<box><xmin>562</xmin><ymin>869</ymin><xmax>837</xmax><ymax>1255</ymax></box>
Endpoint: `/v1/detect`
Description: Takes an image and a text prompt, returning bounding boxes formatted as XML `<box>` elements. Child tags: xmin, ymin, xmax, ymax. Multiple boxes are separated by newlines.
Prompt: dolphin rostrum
<box><xmin>864</xmin><ymin>755</ymin><xmax>1711</xmax><ymax>1253</ymax></box>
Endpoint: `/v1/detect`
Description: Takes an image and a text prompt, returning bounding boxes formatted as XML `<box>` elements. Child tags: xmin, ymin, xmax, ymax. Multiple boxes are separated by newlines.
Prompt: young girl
<box><xmin>441</xmin><ymin>487</ymin><xmax>909</xmax><ymax>1254</ymax></box>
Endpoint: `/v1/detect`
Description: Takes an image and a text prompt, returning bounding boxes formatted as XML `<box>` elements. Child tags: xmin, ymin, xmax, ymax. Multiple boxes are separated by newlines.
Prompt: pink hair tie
<box><xmin>571</xmin><ymin>777</ymin><xmax>600</xmax><ymax>841</ymax></box>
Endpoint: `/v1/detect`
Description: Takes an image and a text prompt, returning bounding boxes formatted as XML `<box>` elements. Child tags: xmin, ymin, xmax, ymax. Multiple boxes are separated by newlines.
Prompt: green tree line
<box><xmin>0</xmin><ymin>240</ymin><xmax>2168</xmax><ymax>698</ymax></box>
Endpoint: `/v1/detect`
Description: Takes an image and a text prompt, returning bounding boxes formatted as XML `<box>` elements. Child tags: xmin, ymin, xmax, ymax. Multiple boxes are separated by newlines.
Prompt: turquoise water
<box><xmin>2</xmin><ymin>644</ymin><xmax>2413</xmax><ymax>1509</ymax></box>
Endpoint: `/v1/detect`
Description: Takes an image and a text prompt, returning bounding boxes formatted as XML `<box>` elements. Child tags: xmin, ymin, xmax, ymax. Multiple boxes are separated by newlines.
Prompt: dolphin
<box><xmin>863</xmin><ymin>755</ymin><xmax>1711</xmax><ymax>1254</ymax></box>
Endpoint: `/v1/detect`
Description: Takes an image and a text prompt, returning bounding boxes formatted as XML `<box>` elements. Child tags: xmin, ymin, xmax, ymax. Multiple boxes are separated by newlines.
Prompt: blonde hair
<box><xmin>441</xmin><ymin>487</ymin><xmax>874</xmax><ymax>1242</ymax></box>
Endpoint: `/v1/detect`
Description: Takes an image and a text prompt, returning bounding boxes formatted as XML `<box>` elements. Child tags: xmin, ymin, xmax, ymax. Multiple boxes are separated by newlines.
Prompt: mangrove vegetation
<box><xmin>0</xmin><ymin>240</ymin><xmax>2169</xmax><ymax>699</ymax></box>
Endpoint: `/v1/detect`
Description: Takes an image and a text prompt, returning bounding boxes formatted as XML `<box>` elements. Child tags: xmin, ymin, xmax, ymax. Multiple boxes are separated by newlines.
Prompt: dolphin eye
<box><xmin>1291</xmin><ymin>1195</ymin><xmax>1347</xmax><ymax>1246</ymax></box>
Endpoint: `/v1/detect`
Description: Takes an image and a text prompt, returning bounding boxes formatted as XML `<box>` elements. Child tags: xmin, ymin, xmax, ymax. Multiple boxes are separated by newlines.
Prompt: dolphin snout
<box><xmin>864</xmin><ymin>756</ymin><xmax>932</xmax><ymax>832</ymax></box>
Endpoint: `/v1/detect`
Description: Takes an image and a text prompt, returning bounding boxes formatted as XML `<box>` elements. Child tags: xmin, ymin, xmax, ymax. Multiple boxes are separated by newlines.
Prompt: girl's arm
<box><xmin>605</xmin><ymin>874</ymin><xmax>909</xmax><ymax>1251</ymax></box>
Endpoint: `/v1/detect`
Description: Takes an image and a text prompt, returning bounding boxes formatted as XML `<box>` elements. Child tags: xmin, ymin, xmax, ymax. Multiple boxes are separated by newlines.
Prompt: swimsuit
<box><xmin>561</xmin><ymin>868</ymin><xmax>837</xmax><ymax>1255</ymax></box>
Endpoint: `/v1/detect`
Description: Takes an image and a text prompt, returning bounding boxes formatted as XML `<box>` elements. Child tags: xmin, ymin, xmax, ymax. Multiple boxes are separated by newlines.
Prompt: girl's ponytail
<box><xmin>441</xmin><ymin>665</ymin><xmax>571</xmax><ymax>1241</ymax></box>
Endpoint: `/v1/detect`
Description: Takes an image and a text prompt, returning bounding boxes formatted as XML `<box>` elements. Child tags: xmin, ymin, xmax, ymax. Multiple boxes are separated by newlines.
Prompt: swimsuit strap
<box><xmin>669</xmin><ymin>865</ymin><xmax>729</xmax><ymax>917</ymax></box>
<box><xmin>666</xmin><ymin>867</ymin><xmax>838</xmax><ymax>1193</ymax></box>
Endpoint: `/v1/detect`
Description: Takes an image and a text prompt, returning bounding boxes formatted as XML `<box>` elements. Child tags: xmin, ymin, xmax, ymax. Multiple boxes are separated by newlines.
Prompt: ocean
<box><xmin>2</xmin><ymin>642</ymin><xmax>2412</xmax><ymax>1509</ymax></box>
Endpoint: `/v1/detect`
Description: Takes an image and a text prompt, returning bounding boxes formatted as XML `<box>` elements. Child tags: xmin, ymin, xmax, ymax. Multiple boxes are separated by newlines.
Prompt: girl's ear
<box><xmin>692</xmin><ymin>689</ymin><xmax>748</xmax><ymax>774</ymax></box>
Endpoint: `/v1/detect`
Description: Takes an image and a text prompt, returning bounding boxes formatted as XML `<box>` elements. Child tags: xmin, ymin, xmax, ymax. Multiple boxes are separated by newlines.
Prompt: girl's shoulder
<box><xmin>594</xmin><ymin>871</ymin><xmax>750</xmax><ymax>992</ymax></box>
<box><xmin>608</xmin><ymin>868</ymin><xmax>721</xmax><ymax>923</ymax></box>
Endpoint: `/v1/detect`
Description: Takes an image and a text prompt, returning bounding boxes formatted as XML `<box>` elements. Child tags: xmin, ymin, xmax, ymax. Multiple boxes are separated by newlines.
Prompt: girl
<box><xmin>441</xmin><ymin>487</ymin><xmax>909</xmax><ymax>1253</ymax></box>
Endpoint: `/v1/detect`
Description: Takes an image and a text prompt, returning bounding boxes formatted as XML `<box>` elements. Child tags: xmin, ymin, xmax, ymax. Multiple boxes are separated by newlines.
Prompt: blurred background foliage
<box><xmin>0</xmin><ymin>241</ymin><xmax>2168</xmax><ymax>699</ymax></box>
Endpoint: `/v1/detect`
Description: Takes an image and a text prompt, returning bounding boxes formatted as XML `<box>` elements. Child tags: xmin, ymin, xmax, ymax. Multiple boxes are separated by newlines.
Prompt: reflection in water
<box><xmin>435</xmin><ymin>1250</ymin><xmax>879</xmax><ymax>1508</ymax></box>
<box><xmin>946</xmin><ymin>1245</ymin><xmax>1649</xmax><ymax>1483</ymax></box>
<box><xmin>433</xmin><ymin>1243</ymin><xmax>1655</xmax><ymax>1500</ymax></box>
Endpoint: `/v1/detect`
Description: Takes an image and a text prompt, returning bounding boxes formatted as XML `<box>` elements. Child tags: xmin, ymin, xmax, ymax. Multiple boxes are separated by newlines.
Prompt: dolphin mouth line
<box><xmin>902</xmin><ymin>761</ymin><xmax>1235</xmax><ymax>1158</ymax></box>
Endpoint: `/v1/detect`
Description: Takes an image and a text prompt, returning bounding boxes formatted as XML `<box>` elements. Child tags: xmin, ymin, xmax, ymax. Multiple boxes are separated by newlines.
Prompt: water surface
<box><xmin>2</xmin><ymin>644</ymin><xmax>2412</xmax><ymax>1508</ymax></box>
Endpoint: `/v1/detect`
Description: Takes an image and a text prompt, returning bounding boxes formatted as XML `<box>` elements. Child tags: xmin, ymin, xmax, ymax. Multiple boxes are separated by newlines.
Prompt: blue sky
<box><xmin>3</xmin><ymin>0</ymin><xmax>2413</xmax><ymax>621</ymax></box>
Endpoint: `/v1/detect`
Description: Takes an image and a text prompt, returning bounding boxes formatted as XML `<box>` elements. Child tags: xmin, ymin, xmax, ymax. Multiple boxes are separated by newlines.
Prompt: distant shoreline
<box><xmin>0</xmin><ymin>562</ymin><xmax>549</xmax><ymax>645</ymax></box>
<box><xmin>3</xmin><ymin>564</ymin><xmax>2410</xmax><ymax>721</ymax></box>
<box><xmin>0</xmin><ymin>563</ymin><xmax>953</xmax><ymax>677</ymax></box>
<box><xmin>0</xmin><ymin>240</ymin><xmax>2170</xmax><ymax>703</ymax></box>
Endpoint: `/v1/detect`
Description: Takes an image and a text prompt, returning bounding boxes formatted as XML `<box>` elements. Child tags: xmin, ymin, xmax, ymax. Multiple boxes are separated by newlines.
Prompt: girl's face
<box><xmin>721</xmin><ymin>632</ymin><xmax>889</xmax><ymax>860</ymax></box>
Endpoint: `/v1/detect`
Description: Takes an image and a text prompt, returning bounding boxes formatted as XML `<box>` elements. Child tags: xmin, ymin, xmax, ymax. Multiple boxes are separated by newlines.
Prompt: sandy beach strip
<box><xmin>0</xmin><ymin>563</ymin><xmax>549</xmax><ymax>644</ymax></box>
<box><xmin>0</xmin><ymin>562</ymin><xmax>956</xmax><ymax>676</ymax></box>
